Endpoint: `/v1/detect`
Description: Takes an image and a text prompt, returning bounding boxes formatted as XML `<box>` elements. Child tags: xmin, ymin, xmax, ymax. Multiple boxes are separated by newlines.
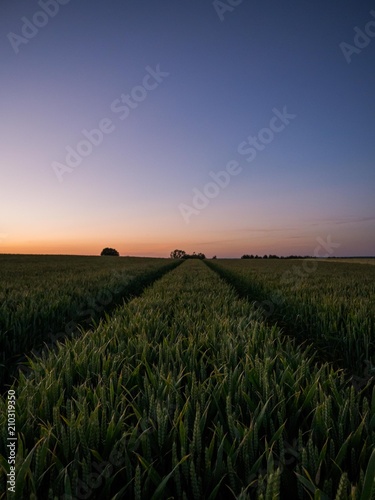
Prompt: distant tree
<box><xmin>241</xmin><ymin>254</ymin><xmax>251</xmax><ymax>259</ymax></box>
<box><xmin>170</xmin><ymin>249</ymin><xmax>186</xmax><ymax>259</ymax></box>
<box><xmin>263</xmin><ymin>254</ymin><xmax>268</xmax><ymax>259</ymax></box>
<box><xmin>101</xmin><ymin>247</ymin><xmax>119</xmax><ymax>256</ymax></box>
<box><xmin>181</xmin><ymin>251</ymin><xmax>206</xmax><ymax>260</ymax></box>
<box><xmin>185</xmin><ymin>251</ymin><xmax>198</xmax><ymax>259</ymax></box>
<box><xmin>212</xmin><ymin>255</ymin><xmax>217</xmax><ymax>259</ymax></box>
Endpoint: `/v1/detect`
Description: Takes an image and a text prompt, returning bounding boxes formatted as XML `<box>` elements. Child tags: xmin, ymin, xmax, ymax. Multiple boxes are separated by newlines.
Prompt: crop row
<box><xmin>0</xmin><ymin>255</ymin><xmax>181</xmax><ymax>389</ymax></box>
<box><xmin>206</xmin><ymin>259</ymin><xmax>375</xmax><ymax>377</ymax></box>
<box><xmin>0</xmin><ymin>259</ymin><xmax>374</xmax><ymax>498</ymax></box>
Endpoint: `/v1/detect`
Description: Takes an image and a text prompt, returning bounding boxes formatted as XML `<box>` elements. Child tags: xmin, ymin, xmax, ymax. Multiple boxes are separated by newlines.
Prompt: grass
<box><xmin>0</xmin><ymin>255</ymin><xmax>181</xmax><ymax>389</ymax></box>
<box><xmin>319</xmin><ymin>258</ymin><xmax>375</xmax><ymax>266</ymax></box>
<box><xmin>0</xmin><ymin>259</ymin><xmax>374</xmax><ymax>499</ymax></box>
<box><xmin>206</xmin><ymin>258</ymin><xmax>375</xmax><ymax>376</ymax></box>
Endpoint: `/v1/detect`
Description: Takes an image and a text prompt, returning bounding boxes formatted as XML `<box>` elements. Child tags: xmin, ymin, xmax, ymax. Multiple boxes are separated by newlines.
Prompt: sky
<box><xmin>0</xmin><ymin>0</ymin><xmax>374</xmax><ymax>258</ymax></box>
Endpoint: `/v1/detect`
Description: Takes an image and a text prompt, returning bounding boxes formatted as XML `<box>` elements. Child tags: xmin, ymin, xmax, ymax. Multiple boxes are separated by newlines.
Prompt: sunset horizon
<box><xmin>1</xmin><ymin>2</ymin><xmax>375</xmax><ymax>496</ymax></box>
<box><xmin>1</xmin><ymin>1</ymin><xmax>374</xmax><ymax>259</ymax></box>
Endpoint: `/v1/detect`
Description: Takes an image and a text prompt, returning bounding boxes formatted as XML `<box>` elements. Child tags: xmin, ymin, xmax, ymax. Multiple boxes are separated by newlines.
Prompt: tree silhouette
<box><xmin>170</xmin><ymin>249</ymin><xmax>186</xmax><ymax>259</ymax></box>
<box><xmin>101</xmin><ymin>247</ymin><xmax>119</xmax><ymax>256</ymax></box>
<box><xmin>170</xmin><ymin>250</ymin><xmax>206</xmax><ymax>259</ymax></box>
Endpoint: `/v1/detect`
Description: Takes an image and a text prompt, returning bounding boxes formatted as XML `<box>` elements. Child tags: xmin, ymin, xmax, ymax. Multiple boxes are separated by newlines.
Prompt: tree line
<box><xmin>170</xmin><ymin>250</ymin><xmax>206</xmax><ymax>259</ymax></box>
<box><xmin>170</xmin><ymin>250</ymin><xmax>317</xmax><ymax>260</ymax></box>
<box><xmin>100</xmin><ymin>248</ymin><xmax>318</xmax><ymax>259</ymax></box>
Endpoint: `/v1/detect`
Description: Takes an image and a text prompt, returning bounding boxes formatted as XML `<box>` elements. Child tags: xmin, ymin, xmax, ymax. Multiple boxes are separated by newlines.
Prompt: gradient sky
<box><xmin>1</xmin><ymin>0</ymin><xmax>374</xmax><ymax>257</ymax></box>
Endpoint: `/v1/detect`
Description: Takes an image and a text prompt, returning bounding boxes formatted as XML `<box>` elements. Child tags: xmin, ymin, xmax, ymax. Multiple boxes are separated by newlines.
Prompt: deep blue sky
<box><xmin>1</xmin><ymin>0</ymin><xmax>374</xmax><ymax>256</ymax></box>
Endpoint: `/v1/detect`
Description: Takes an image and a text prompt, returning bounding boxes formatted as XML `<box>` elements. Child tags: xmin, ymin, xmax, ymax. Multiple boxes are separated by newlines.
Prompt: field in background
<box><xmin>319</xmin><ymin>258</ymin><xmax>375</xmax><ymax>265</ymax></box>
<box><xmin>0</xmin><ymin>257</ymin><xmax>374</xmax><ymax>499</ymax></box>
<box><xmin>207</xmin><ymin>258</ymin><xmax>375</xmax><ymax>376</ymax></box>
<box><xmin>0</xmin><ymin>255</ymin><xmax>180</xmax><ymax>389</ymax></box>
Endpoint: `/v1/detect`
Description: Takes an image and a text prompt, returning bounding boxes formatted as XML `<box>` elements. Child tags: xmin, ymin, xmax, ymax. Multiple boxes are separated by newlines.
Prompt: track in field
<box><xmin>205</xmin><ymin>259</ymin><xmax>375</xmax><ymax>378</ymax></box>
<box><xmin>1</xmin><ymin>259</ymin><xmax>373</xmax><ymax>499</ymax></box>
